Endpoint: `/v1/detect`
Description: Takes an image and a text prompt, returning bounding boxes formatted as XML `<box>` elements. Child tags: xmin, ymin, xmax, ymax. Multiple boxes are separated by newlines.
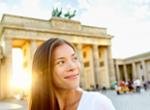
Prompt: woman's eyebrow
<box><xmin>55</xmin><ymin>52</ymin><xmax>76</xmax><ymax>61</ymax></box>
<box><xmin>54</xmin><ymin>57</ymin><xmax>65</xmax><ymax>61</ymax></box>
<box><xmin>71</xmin><ymin>52</ymin><xmax>76</xmax><ymax>57</ymax></box>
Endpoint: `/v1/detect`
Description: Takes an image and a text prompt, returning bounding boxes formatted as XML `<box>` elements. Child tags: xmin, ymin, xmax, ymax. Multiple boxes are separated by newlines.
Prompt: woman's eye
<box><xmin>73</xmin><ymin>56</ymin><xmax>78</xmax><ymax>61</ymax></box>
<box><xmin>57</xmin><ymin>61</ymin><xmax>65</xmax><ymax>65</ymax></box>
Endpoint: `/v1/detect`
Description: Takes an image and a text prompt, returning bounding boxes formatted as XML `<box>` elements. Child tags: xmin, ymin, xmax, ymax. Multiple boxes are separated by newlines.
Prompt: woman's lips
<box><xmin>64</xmin><ymin>74</ymin><xmax>79</xmax><ymax>80</ymax></box>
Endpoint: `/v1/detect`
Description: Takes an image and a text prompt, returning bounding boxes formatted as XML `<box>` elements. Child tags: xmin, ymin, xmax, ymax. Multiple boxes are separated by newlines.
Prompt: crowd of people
<box><xmin>113</xmin><ymin>79</ymin><xmax>150</xmax><ymax>95</ymax></box>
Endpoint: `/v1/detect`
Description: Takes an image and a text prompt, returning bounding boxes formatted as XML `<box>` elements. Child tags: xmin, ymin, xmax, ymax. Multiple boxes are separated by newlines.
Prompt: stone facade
<box><xmin>0</xmin><ymin>14</ymin><xmax>115</xmax><ymax>99</ymax></box>
<box><xmin>114</xmin><ymin>52</ymin><xmax>150</xmax><ymax>82</ymax></box>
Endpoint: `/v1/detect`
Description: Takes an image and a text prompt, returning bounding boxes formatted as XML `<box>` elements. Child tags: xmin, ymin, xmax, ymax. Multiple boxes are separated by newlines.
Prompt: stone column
<box><xmin>29</xmin><ymin>40</ymin><xmax>38</xmax><ymax>73</ymax></box>
<box><xmin>123</xmin><ymin>64</ymin><xmax>128</xmax><ymax>81</ymax></box>
<box><xmin>103</xmin><ymin>47</ymin><xmax>110</xmax><ymax>88</ymax></box>
<box><xmin>0</xmin><ymin>46</ymin><xmax>3</xmax><ymax>99</ymax></box>
<box><xmin>132</xmin><ymin>62</ymin><xmax>136</xmax><ymax>80</ymax></box>
<box><xmin>1</xmin><ymin>38</ymin><xmax>13</xmax><ymax>98</ymax></box>
<box><xmin>146</xmin><ymin>61</ymin><xmax>150</xmax><ymax>81</ymax></box>
<box><xmin>0</xmin><ymin>46</ymin><xmax>3</xmax><ymax>59</ymax></box>
<box><xmin>141</xmin><ymin>60</ymin><xmax>146</xmax><ymax>81</ymax></box>
<box><xmin>93</xmin><ymin>45</ymin><xmax>100</xmax><ymax>89</ymax></box>
<box><xmin>116</xmin><ymin>63</ymin><xmax>120</xmax><ymax>81</ymax></box>
<box><xmin>107</xmin><ymin>46</ymin><xmax>116</xmax><ymax>83</ymax></box>
<box><xmin>30</xmin><ymin>40</ymin><xmax>38</xmax><ymax>59</ymax></box>
<box><xmin>76</xmin><ymin>44</ymin><xmax>85</xmax><ymax>89</ymax></box>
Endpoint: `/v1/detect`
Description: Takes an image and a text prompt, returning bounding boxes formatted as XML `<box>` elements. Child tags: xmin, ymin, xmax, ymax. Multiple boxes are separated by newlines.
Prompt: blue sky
<box><xmin>0</xmin><ymin>0</ymin><xmax>150</xmax><ymax>58</ymax></box>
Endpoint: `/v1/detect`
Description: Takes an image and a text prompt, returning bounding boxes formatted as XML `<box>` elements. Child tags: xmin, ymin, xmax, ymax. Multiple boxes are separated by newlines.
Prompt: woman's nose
<box><xmin>66</xmin><ymin>61</ymin><xmax>76</xmax><ymax>71</ymax></box>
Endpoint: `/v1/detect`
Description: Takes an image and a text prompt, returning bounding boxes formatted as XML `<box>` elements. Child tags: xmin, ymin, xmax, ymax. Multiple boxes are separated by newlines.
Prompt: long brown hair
<box><xmin>29</xmin><ymin>38</ymin><xmax>76</xmax><ymax>110</ymax></box>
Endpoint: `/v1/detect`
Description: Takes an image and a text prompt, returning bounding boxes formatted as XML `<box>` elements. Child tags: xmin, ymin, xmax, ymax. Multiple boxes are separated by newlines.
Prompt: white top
<box><xmin>77</xmin><ymin>91</ymin><xmax>115</xmax><ymax>110</ymax></box>
<box><xmin>134</xmin><ymin>79</ymin><xmax>141</xmax><ymax>86</ymax></box>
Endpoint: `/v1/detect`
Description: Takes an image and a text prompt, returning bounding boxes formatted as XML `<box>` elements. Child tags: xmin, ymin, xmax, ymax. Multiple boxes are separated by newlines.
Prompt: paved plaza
<box><xmin>103</xmin><ymin>89</ymin><xmax>150</xmax><ymax>110</ymax></box>
<box><xmin>0</xmin><ymin>99</ymin><xmax>27</xmax><ymax>110</ymax></box>
<box><xmin>0</xmin><ymin>89</ymin><xmax>150</xmax><ymax>110</ymax></box>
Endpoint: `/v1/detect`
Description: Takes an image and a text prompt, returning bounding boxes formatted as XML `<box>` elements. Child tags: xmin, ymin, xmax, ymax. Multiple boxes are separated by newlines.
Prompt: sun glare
<box><xmin>11</xmin><ymin>48</ymin><xmax>31</xmax><ymax>96</ymax></box>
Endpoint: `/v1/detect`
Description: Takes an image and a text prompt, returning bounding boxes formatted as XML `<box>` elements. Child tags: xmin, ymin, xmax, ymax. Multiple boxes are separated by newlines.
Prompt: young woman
<box><xmin>29</xmin><ymin>38</ymin><xmax>115</xmax><ymax>110</ymax></box>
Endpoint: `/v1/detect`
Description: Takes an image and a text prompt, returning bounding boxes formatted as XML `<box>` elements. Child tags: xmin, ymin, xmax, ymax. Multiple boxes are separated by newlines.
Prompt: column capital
<box><xmin>76</xmin><ymin>43</ymin><xmax>83</xmax><ymax>49</ymax></box>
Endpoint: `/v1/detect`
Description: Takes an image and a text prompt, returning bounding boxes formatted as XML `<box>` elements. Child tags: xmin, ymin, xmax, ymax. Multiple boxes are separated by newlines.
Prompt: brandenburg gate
<box><xmin>0</xmin><ymin>14</ymin><xmax>115</xmax><ymax>99</ymax></box>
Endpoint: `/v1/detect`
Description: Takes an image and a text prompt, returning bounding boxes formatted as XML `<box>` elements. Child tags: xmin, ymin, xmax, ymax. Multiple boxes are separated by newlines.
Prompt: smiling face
<box><xmin>52</xmin><ymin>43</ymin><xmax>81</xmax><ymax>90</ymax></box>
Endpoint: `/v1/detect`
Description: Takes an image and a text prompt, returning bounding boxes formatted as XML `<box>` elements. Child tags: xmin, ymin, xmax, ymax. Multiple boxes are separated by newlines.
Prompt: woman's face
<box><xmin>52</xmin><ymin>43</ymin><xmax>81</xmax><ymax>90</ymax></box>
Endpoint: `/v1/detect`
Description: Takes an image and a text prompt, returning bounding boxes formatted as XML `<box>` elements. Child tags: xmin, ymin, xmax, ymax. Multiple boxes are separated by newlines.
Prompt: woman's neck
<box><xmin>55</xmin><ymin>88</ymin><xmax>82</xmax><ymax>110</ymax></box>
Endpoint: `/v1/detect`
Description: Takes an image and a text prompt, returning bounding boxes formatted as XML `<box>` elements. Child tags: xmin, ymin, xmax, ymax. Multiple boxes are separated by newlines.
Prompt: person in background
<box><xmin>143</xmin><ymin>81</ymin><xmax>148</xmax><ymax>91</ymax></box>
<box><xmin>29</xmin><ymin>38</ymin><xmax>115</xmax><ymax>110</ymax></box>
<box><xmin>134</xmin><ymin>78</ymin><xmax>141</xmax><ymax>93</ymax></box>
